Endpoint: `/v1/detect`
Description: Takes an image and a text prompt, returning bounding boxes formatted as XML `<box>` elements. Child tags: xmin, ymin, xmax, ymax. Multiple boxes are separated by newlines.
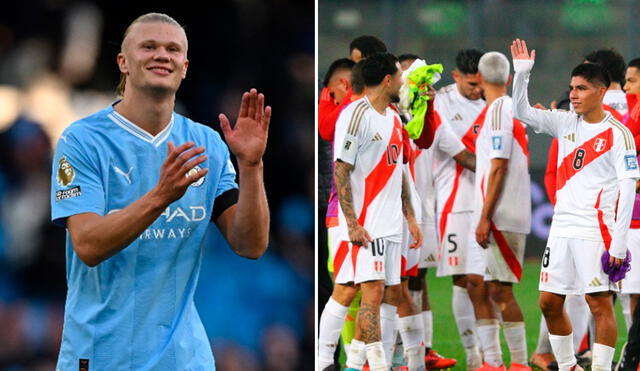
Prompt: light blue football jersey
<box><xmin>51</xmin><ymin>103</ymin><xmax>238</xmax><ymax>371</ymax></box>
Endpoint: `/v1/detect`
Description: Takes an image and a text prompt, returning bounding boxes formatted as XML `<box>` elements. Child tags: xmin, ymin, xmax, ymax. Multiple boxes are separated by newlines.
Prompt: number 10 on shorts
<box><xmin>371</xmin><ymin>239</ymin><xmax>385</xmax><ymax>273</ymax></box>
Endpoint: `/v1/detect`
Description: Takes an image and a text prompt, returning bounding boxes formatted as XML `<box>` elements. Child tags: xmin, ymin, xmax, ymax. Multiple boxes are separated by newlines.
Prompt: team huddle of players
<box><xmin>318</xmin><ymin>35</ymin><xmax>640</xmax><ymax>371</ymax></box>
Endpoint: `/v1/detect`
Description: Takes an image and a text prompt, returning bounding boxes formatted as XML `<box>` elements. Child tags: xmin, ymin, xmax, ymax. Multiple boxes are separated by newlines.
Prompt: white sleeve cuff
<box><xmin>513</xmin><ymin>59</ymin><xmax>534</xmax><ymax>74</ymax></box>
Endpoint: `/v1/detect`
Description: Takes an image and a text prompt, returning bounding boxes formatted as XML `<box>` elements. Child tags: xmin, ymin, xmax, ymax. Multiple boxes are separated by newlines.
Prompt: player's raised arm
<box><xmin>216</xmin><ymin>88</ymin><xmax>271</xmax><ymax>259</ymax></box>
<box><xmin>511</xmin><ymin>39</ymin><xmax>566</xmax><ymax>138</ymax></box>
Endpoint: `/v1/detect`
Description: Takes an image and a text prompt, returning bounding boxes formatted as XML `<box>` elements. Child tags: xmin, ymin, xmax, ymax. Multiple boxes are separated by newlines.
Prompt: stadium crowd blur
<box><xmin>0</xmin><ymin>2</ymin><xmax>313</xmax><ymax>371</ymax></box>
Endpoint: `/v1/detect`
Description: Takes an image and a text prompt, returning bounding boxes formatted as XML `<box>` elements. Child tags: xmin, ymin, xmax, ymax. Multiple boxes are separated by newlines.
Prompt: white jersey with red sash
<box><xmin>516</xmin><ymin>99</ymin><xmax>638</xmax><ymax>243</ymax></box>
<box><xmin>474</xmin><ymin>96</ymin><xmax>531</xmax><ymax>280</ymax></box>
<box><xmin>433</xmin><ymin>84</ymin><xmax>486</xmax><ymax>231</ymax></box>
<box><xmin>552</xmin><ymin>113</ymin><xmax>637</xmax><ymax>244</ymax></box>
<box><xmin>432</xmin><ymin>107</ymin><xmax>487</xmax><ymax>239</ymax></box>
<box><xmin>474</xmin><ymin>96</ymin><xmax>531</xmax><ymax>233</ymax></box>
<box><xmin>333</xmin><ymin>95</ymin><xmax>404</xmax><ymax>244</ymax></box>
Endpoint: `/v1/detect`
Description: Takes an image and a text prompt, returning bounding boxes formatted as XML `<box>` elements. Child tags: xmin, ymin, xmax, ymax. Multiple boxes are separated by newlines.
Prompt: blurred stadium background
<box><xmin>317</xmin><ymin>0</ymin><xmax>640</xmax><ymax>364</ymax></box>
<box><xmin>0</xmin><ymin>1</ymin><xmax>313</xmax><ymax>371</ymax></box>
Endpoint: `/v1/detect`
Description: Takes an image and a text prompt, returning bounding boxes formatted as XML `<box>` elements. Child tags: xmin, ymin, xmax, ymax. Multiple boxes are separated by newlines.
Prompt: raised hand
<box><xmin>155</xmin><ymin>141</ymin><xmax>209</xmax><ymax>203</ymax></box>
<box><xmin>510</xmin><ymin>39</ymin><xmax>536</xmax><ymax>61</ymax></box>
<box><xmin>219</xmin><ymin>88</ymin><xmax>272</xmax><ymax>167</ymax></box>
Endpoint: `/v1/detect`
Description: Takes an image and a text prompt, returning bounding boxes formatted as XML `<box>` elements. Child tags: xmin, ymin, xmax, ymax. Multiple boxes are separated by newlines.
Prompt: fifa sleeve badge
<box><xmin>492</xmin><ymin>136</ymin><xmax>503</xmax><ymax>151</ymax></box>
<box><xmin>624</xmin><ymin>155</ymin><xmax>638</xmax><ymax>171</ymax></box>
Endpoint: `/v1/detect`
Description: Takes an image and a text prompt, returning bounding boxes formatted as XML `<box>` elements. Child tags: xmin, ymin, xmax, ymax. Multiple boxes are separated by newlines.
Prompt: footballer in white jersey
<box><xmin>428</xmin><ymin>113</ymin><xmax>480</xmax><ymax>276</ymax></box>
<box><xmin>417</xmin><ymin>50</ymin><xmax>486</xmax><ymax>369</ymax></box>
<box><xmin>332</xmin><ymin>96</ymin><xmax>405</xmax><ymax>285</ymax></box>
<box><xmin>472</xmin><ymin>95</ymin><xmax>531</xmax><ymax>283</ymax></box>
<box><xmin>324</xmin><ymin>53</ymin><xmax>424</xmax><ymax>371</ymax></box>
<box><xmin>433</xmin><ymin>79</ymin><xmax>484</xmax><ymax>278</ymax></box>
<box><xmin>432</xmin><ymin>89</ymin><xmax>484</xmax><ymax>278</ymax></box>
<box><xmin>464</xmin><ymin>51</ymin><xmax>532</xmax><ymax>370</ymax></box>
<box><xmin>396</xmin><ymin>55</ymin><xmax>461</xmax><ymax>370</ymax></box>
<box><xmin>512</xmin><ymin>39</ymin><xmax>639</xmax><ymax>370</ymax></box>
<box><xmin>434</xmin><ymin>84</ymin><xmax>485</xmax><ymax>216</ymax></box>
<box><xmin>514</xmin><ymin>76</ymin><xmax>637</xmax><ymax>247</ymax></box>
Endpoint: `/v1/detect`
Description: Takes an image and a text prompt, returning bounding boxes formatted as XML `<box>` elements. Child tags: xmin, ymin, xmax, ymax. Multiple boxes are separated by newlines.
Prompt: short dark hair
<box><xmin>398</xmin><ymin>53</ymin><xmax>420</xmax><ymax>64</ymax></box>
<box><xmin>571</xmin><ymin>63</ymin><xmax>610</xmax><ymax>88</ymax></box>
<box><xmin>349</xmin><ymin>35</ymin><xmax>387</xmax><ymax>59</ymax></box>
<box><xmin>323</xmin><ymin>58</ymin><xmax>356</xmax><ymax>87</ymax></box>
<box><xmin>360</xmin><ymin>52</ymin><xmax>398</xmax><ymax>87</ymax></box>
<box><xmin>456</xmin><ymin>49</ymin><xmax>484</xmax><ymax>75</ymax></box>
<box><xmin>585</xmin><ymin>49</ymin><xmax>626</xmax><ymax>87</ymax></box>
<box><xmin>628</xmin><ymin>58</ymin><xmax>640</xmax><ymax>71</ymax></box>
<box><xmin>351</xmin><ymin>61</ymin><xmax>365</xmax><ymax>95</ymax></box>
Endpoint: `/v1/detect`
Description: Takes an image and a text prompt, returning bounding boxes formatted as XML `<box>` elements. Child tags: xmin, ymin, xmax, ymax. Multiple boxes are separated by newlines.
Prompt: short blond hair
<box><xmin>117</xmin><ymin>13</ymin><xmax>186</xmax><ymax>97</ymax></box>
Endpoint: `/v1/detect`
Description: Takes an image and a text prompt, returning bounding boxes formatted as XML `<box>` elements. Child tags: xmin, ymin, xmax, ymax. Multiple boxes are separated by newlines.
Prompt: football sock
<box><xmin>549</xmin><ymin>333</ymin><xmax>576</xmax><ymax>371</ymax></box>
<box><xmin>399</xmin><ymin>314</ymin><xmax>425</xmax><ymax>371</ymax></box>
<box><xmin>380</xmin><ymin>303</ymin><xmax>398</xmax><ymax>368</ymax></box>
<box><xmin>591</xmin><ymin>343</ymin><xmax>614</xmax><ymax>371</ymax></box>
<box><xmin>318</xmin><ymin>297</ymin><xmax>349</xmax><ymax>369</ymax></box>
<box><xmin>405</xmin><ymin>345</ymin><xmax>426</xmax><ymax>371</ymax></box>
<box><xmin>366</xmin><ymin>342</ymin><xmax>389</xmax><ymax>371</ymax></box>
<box><xmin>504</xmin><ymin>321</ymin><xmax>528</xmax><ymax>365</ymax></box>
<box><xmin>421</xmin><ymin>310</ymin><xmax>433</xmax><ymax>349</ymax></box>
<box><xmin>345</xmin><ymin>339</ymin><xmax>367</xmax><ymax>370</ymax></box>
<box><xmin>452</xmin><ymin>286</ymin><xmax>478</xmax><ymax>350</ymax></box>
<box><xmin>476</xmin><ymin>319</ymin><xmax>503</xmax><ymax>367</ymax></box>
